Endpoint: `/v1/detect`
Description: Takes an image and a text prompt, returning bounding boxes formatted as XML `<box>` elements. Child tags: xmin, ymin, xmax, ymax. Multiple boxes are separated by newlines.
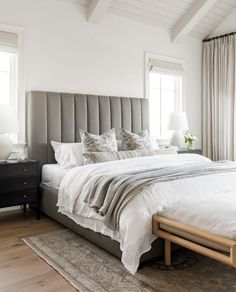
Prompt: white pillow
<box><xmin>51</xmin><ymin>141</ymin><xmax>83</xmax><ymax>167</ymax></box>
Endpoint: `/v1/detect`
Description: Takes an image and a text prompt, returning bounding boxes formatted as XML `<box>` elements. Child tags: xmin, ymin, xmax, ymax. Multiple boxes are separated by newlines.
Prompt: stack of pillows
<box><xmin>51</xmin><ymin>128</ymin><xmax>177</xmax><ymax>167</ymax></box>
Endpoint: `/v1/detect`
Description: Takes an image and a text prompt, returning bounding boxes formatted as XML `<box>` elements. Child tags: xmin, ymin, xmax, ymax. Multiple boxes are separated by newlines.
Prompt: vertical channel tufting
<box><xmin>47</xmin><ymin>92</ymin><xmax>62</xmax><ymax>162</ymax></box>
<box><xmin>131</xmin><ymin>98</ymin><xmax>142</xmax><ymax>133</ymax></box>
<box><xmin>61</xmin><ymin>93</ymin><xmax>75</xmax><ymax>142</ymax></box>
<box><xmin>110</xmin><ymin>96</ymin><xmax>122</xmax><ymax>137</ymax></box>
<box><xmin>26</xmin><ymin>91</ymin><xmax>149</xmax><ymax>164</ymax></box>
<box><xmin>87</xmin><ymin>95</ymin><xmax>99</xmax><ymax>134</ymax></box>
<box><xmin>75</xmin><ymin>94</ymin><xmax>88</xmax><ymax>141</ymax></box>
<box><xmin>26</xmin><ymin>91</ymin><xmax>48</xmax><ymax>164</ymax></box>
<box><xmin>73</xmin><ymin>94</ymin><xmax>75</xmax><ymax>142</ymax></box>
<box><xmin>142</xmin><ymin>98</ymin><xmax>150</xmax><ymax>132</ymax></box>
<box><xmin>99</xmin><ymin>96</ymin><xmax>111</xmax><ymax>133</ymax></box>
<box><xmin>121</xmin><ymin>98</ymin><xmax>132</xmax><ymax>131</ymax></box>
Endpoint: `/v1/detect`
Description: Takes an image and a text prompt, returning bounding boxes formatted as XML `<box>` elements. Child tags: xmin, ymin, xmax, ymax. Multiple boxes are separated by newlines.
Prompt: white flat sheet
<box><xmin>57</xmin><ymin>153</ymin><xmax>236</xmax><ymax>275</ymax></box>
<box><xmin>41</xmin><ymin>164</ymin><xmax>73</xmax><ymax>189</ymax></box>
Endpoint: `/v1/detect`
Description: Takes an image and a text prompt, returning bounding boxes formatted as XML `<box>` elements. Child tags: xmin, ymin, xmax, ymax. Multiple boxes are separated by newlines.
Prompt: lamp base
<box><xmin>0</xmin><ymin>134</ymin><xmax>13</xmax><ymax>161</ymax></box>
<box><xmin>170</xmin><ymin>130</ymin><xmax>184</xmax><ymax>148</ymax></box>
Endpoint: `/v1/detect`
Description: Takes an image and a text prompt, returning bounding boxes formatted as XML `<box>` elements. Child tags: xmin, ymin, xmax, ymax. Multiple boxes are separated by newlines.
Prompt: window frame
<box><xmin>144</xmin><ymin>52</ymin><xmax>186</xmax><ymax>137</ymax></box>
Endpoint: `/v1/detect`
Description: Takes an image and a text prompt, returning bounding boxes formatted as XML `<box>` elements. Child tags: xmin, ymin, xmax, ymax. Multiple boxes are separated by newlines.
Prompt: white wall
<box><xmin>0</xmin><ymin>0</ymin><xmax>202</xmax><ymax>146</ymax></box>
<box><xmin>211</xmin><ymin>8</ymin><xmax>236</xmax><ymax>37</ymax></box>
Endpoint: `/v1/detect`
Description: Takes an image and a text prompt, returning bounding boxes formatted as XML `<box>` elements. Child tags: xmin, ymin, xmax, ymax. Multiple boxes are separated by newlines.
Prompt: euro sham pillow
<box><xmin>83</xmin><ymin>148</ymin><xmax>177</xmax><ymax>164</ymax></box>
<box><xmin>51</xmin><ymin>141</ymin><xmax>83</xmax><ymax>167</ymax></box>
<box><xmin>79</xmin><ymin>128</ymin><xmax>118</xmax><ymax>152</ymax></box>
<box><xmin>120</xmin><ymin>129</ymin><xmax>159</xmax><ymax>150</ymax></box>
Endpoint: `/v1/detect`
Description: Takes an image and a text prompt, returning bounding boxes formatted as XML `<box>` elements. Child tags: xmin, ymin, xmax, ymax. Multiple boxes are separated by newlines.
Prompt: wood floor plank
<box><xmin>0</xmin><ymin>209</ymin><xmax>76</xmax><ymax>292</ymax></box>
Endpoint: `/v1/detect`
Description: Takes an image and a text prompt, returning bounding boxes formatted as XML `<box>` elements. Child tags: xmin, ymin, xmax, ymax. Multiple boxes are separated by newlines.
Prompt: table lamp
<box><xmin>168</xmin><ymin>112</ymin><xmax>189</xmax><ymax>148</ymax></box>
<box><xmin>0</xmin><ymin>105</ymin><xmax>19</xmax><ymax>161</ymax></box>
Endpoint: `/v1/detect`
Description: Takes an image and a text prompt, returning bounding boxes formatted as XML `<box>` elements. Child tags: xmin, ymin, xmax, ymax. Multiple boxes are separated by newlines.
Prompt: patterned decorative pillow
<box><xmin>120</xmin><ymin>129</ymin><xmax>155</xmax><ymax>150</ymax></box>
<box><xmin>83</xmin><ymin>148</ymin><xmax>177</xmax><ymax>165</ymax></box>
<box><xmin>79</xmin><ymin>128</ymin><xmax>118</xmax><ymax>152</ymax></box>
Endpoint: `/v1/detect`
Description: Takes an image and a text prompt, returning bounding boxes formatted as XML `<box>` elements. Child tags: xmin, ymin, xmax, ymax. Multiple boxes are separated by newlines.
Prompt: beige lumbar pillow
<box><xmin>83</xmin><ymin>148</ymin><xmax>177</xmax><ymax>165</ymax></box>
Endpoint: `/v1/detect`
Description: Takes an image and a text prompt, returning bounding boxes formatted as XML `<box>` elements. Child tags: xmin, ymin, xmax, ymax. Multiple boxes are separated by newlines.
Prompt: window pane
<box><xmin>149</xmin><ymin>70</ymin><xmax>183</xmax><ymax>138</ymax></box>
<box><xmin>161</xmin><ymin>75</ymin><xmax>176</xmax><ymax>90</ymax></box>
<box><xmin>0</xmin><ymin>72</ymin><xmax>10</xmax><ymax>104</ymax></box>
<box><xmin>161</xmin><ymin>90</ymin><xmax>175</xmax><ymax>113</ymax></box>
<box><xmin>0</xmin><ymin>51</ymin><xmax>10</xmax><ymax>72</ymax></box>
<box><xmin>161</xmin><ymin>112</ymin><xmax>171</xmax><ymax>137</ymax></box>
<box><xmin>149</xmin><ymin>89</ymin><xmax>160</xmax><ymax>108</ymax></box>
<box><xmin>150</xmin><ymin>112</ymin><xmax>161</xmax><ymax>137</ymax></box>
<box><xmin>149</xmin><ymin>73</ymin><xmax>160</xmax><ymax>89</ymax></box>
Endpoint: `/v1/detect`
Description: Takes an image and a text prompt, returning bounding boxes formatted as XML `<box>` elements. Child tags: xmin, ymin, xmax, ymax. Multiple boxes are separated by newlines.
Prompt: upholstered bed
<box><xmin>26</xmin><ymin>91</ymin><xmax>236</xmax><ymax>274</ymax></box>
<box><xmin>26</xmin><ymin>91</ymin><xmax>165</xmax><ymax>263</ymax></box>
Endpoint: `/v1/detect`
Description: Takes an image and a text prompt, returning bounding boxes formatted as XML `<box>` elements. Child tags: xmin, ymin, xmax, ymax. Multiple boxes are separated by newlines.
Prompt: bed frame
<box><xmin>153</xmin><ymin>214</ymin><xmax>236</xmax><ymax>268</ymax></box>
<box><xmin>26</xmin><ymin>91</ymin><xmax>166</xmax><ymax>263</ymax></box>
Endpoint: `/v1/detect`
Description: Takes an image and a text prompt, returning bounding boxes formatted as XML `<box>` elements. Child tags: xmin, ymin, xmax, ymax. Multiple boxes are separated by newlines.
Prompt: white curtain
<box><xmin>203</xmin><ymin>34</ymin><xmax>236</xmax><ymax>161</ymax></box>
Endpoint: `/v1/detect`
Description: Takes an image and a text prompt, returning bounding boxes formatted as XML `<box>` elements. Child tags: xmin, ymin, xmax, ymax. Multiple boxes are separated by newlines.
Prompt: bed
<box><xmin>26</xmin><ymin>91</ymin><xmax>166</xmax><ymax>270</ymax></box>
<box><xmin>26</xmin><ymin>91</ymin><xmax>236</xmax><ymax>274</ymax></box>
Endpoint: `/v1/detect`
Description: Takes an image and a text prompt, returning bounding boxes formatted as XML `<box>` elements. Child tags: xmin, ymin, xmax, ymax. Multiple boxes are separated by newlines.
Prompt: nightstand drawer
<box><xmin>0</xmin><ymin>177</ymin><xmax>38</xmax><ymax>194</ymax></box>
<box><xmin>0</xmin><ymin>189</ymin><xmax>38</xmax><ymax>207</ymax></box>
<box><xmin>0</xmin><ymin>162</ymin><xmax>38</xmax><ymax>179</ymax></box>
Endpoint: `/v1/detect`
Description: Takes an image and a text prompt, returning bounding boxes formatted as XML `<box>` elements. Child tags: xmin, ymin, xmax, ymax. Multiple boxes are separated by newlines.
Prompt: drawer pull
<box><xmin>23</xmin><ymin>195</ymin><xmax>27</xmax><ymax>198</ymax></box>
<box><xmin>23</xmin><ymin>168</ymin><xmax>28</xmax><ymax>172</ymax></box>
<box><xmin>23</xmin><ymin>182</ymin><xmax>27</xmax><ymax>185</ymax></box>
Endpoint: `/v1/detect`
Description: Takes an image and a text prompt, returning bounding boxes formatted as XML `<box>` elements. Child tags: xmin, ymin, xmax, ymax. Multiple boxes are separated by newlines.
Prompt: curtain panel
<box><xmin>203</xmin><ymin>34</ymin><xmax>236</xmax><ymax>161</ymax></box>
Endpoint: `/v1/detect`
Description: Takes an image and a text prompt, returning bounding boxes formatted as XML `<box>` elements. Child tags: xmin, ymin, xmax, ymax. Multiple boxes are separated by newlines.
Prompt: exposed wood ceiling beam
<box><xmin>88</xmin><ymin>0</ymin><xmax>113</xmax><ymax>23</ymax></box>
<box><xmin>171</xmin><ymin>0</ymin><xmax>218</xmax><ymax>42</ymax></box>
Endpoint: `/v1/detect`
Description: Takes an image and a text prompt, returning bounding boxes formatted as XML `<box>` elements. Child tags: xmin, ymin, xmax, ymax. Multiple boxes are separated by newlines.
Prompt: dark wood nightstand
<box><xmin>0</xmin><ymin>160</ymin><xmax>40</xmax><ymax>219</ymax></box>
<box><xmin>177</xmin><ymin>148</ymin><xmax>202</xmax><ymax>155</ymax></box>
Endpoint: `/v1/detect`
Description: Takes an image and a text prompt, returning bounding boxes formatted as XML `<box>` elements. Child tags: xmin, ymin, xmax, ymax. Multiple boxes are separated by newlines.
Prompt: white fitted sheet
<box><xmin>41</xmin><ymin>164</ymin><xmax>73</xmax><ymax>189</ymax></box>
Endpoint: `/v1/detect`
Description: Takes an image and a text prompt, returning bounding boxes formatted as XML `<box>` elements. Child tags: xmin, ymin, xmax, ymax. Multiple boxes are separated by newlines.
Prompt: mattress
<box><xmin>41</xmin><ymin>164</ymin><xmax>73</xmax><ymax>189</ymax></box>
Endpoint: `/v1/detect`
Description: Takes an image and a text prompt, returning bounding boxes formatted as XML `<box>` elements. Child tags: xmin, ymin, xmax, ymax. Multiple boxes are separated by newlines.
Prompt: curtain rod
<box><xmin>203</xmin><ymin>32</ymin><xmax>236</xmax><ymax>43</ymax></box>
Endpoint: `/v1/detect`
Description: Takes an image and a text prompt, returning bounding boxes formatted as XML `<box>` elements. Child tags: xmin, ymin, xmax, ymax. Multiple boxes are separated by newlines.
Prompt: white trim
<box><xmin>0</xmin><ymin>23</ymin><xmax>25</xmax><ymax>143</ymax></box>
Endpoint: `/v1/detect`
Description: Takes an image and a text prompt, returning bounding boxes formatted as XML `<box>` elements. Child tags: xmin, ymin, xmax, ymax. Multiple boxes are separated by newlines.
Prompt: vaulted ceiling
<box><xmin>62</xmin><ymin>0</ymin><xmax>236</xmax><ymax>41</ymax></box>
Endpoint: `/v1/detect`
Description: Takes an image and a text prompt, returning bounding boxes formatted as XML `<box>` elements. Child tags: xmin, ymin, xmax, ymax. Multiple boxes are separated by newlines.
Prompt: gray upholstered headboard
<box><xmin>26</xmin><ymin>91</ymin><xmax>149</xmax><ymax>165</ymax></box>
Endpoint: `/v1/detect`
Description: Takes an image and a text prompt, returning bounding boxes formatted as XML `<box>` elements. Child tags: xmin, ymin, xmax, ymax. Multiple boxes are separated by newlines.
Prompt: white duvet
<box><xmin>57</xmin><ymin>154</ymin><xmax>236</xmax><ymax>274</ymax></box>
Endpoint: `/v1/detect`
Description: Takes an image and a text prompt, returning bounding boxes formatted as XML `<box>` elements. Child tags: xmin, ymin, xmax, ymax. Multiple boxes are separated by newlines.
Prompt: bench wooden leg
<box><xmin>165</xmin><ymin>239</ymin><xmax>171</xmax><ymax>266</ymax></box>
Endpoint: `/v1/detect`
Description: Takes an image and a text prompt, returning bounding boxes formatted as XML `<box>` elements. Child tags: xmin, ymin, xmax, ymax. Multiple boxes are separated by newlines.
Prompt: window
<box><xmin>0</xmin><ymin>30</ymin><xmax>18</xmax><ymax>142</ymax></box>
<box><xmin>0</xmin><ymin>51</ymin><xmax>17</xmax><ymax>106</ymax></box>
<box><xmin>146</xmin><ymin>55</ymin><xmax>184</xmax><ymax>138</ymax></box>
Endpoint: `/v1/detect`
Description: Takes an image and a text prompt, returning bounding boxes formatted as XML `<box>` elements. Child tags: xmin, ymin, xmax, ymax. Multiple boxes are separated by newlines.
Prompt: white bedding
<box><xmin>57</xmin><ymin>154</ymin><xmax>236</xmax><ymax>274</ymax></box>
<box><xmin>41</xmin><ymin>164</ymin><xmax>73</xmax><ymax>189</ymax></box>
<box><xmin>160</xmin><ymin>190</ymin><xmax>236</xmax><ymax>240</ymax></box>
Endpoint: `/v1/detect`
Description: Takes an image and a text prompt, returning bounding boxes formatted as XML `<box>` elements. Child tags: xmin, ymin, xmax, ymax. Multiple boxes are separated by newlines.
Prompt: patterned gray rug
<box><xmin>22</xmin><ymin>229</ymin><xmax>236</xmax><ymax>292</ymax></box>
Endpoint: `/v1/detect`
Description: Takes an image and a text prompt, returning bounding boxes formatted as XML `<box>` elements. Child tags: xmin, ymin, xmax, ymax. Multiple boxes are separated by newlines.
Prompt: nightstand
<box><xmin>177</xmin><ymin>148</ymin><xmax>202</xmax><ymax>155</ymax></box>
<box><xmin>0</xmin><ymin>160</ymin><xmax>40</xmax><ymax>219</ymax></box>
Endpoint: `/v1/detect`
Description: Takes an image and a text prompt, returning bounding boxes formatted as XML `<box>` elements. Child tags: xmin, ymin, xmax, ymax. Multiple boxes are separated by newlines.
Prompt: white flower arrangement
<box><xmin>184</xmin><ymin>133</ymin><xmax>198</xmax><ymax>149</ymax></box>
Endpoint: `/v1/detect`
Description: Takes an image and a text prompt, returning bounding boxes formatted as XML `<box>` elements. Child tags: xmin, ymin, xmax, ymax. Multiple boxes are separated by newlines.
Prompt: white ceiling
<box><xmin>63</xmin><ymin>0</ymin><xmax>236</xmax><ymax>41</ymax></box>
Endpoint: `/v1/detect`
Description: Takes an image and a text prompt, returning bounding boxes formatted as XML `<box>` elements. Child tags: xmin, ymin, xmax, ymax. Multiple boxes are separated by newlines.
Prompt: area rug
<box><xmin>22</xmin><ymin>229</ymin><xmax>236</xmax><ymax>292</ymax></box>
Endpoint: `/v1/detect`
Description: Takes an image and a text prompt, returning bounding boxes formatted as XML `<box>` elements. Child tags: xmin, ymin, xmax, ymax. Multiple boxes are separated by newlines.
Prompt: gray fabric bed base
<box><xmin>40</xmin><ymin>183</ymin><xmax>165</xmax><ymax>263</ymax></box>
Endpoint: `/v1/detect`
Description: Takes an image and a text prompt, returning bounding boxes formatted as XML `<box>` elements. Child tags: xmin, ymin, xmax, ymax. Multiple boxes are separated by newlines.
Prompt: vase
<box><xmin>186</xmin><ymin>141</ymin><xmax>193</xmax><ymax>150</ymax></box>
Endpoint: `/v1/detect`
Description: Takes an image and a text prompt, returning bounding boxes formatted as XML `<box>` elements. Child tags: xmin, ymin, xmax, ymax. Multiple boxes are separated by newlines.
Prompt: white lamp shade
<box><xmin>0</xmin><ymin>105</ymin><xmax>19</xmax><ymax>133</ymax></box>
<box><xmin>168</xmin><ymin>112</ymin><xmax>189</xmax><ymax>131</ymax></box>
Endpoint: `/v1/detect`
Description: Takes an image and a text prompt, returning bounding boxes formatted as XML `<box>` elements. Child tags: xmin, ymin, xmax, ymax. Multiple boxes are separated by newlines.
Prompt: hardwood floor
<box><xmin>0</xmin><ymin>209</ymin><xmax>77</xmax><ymax>292</ymax></box>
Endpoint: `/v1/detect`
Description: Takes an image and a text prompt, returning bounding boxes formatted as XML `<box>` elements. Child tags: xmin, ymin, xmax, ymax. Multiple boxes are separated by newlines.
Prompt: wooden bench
<box><xmin>152</xmin><ymin>214</ymin><xmax>236</xmax><ymax>268</ymax></box>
